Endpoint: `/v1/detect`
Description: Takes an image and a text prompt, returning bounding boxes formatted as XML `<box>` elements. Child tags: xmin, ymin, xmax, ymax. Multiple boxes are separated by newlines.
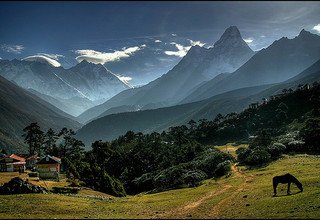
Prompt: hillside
<box><xmin>0</xmin><ymin>75</ymin><xmax>81</xmax><ymax>153</ymax></box>
<box><xmin>76</xmin><ymin>58</ymin><xmax>320</xmax><ymax>146</ymax></box>
<box><xmin>0</xmin><ymin>154</ymin><xmax>319</xmax><ymax>218</ymax></box>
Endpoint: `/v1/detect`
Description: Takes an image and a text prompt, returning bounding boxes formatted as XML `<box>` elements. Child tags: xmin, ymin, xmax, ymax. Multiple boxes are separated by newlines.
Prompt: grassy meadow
<box><xmin>0</xmin><ymin>153</ymin><xmax>319</xmax><ymax>219</ymax></box>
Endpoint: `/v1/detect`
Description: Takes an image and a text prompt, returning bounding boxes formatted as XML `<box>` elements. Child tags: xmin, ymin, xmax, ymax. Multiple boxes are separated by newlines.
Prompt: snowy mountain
<box><xmin>78</xmin><ymin>26</ymin><xmax>254</xmax><ymax>123</ymax></box>
<box><xmin>182</xmin><ymin>29</ymin><xmax>320</xmax><ymax>103</ymax></box>
<box><xmin>0</xmin><ymin>59</ymin><xmax>131</xmax><ymax>116</ymax></box>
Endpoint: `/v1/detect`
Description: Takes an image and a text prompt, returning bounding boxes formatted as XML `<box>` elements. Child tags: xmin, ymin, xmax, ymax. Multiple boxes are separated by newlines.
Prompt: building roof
<box><xmin>37</xmin><ymin>155</ymin><xmax>61</xmax><ymax>164</ymax></box>
<box><xmin>26</xmin><ymin>154</ymin><xmax>40</xmax><ymax>160</ymax></box>
<box><xmin>9</xmin><ymin>154</ymin><xmax>26</xmax><ymax>162</ymax></box>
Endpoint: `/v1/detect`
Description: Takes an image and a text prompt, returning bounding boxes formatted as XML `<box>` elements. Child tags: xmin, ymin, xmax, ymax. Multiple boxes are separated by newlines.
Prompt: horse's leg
<box><xmin>287</xmin><ymin>182</ymin><xmax>291</xmax><ymax>195</ymax></box>
<box><xmin>273</xmin><ymin>179</ymin><xmax>278</xmax><ymax>196</ymax></box>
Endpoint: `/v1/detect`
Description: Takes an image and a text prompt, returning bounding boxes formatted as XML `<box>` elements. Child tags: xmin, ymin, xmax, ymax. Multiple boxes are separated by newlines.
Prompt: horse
<box><xmin>273</xmin><ymin>173</ymin><xmax>303</xmax><ymax>196</ymax></box>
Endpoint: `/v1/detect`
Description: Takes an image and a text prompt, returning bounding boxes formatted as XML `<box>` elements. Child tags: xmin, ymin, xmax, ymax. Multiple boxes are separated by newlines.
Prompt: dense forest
<box><xmin>14</xmin><ymin>82</ymin><xmax>320</xmax><ymax>197</ymax></box>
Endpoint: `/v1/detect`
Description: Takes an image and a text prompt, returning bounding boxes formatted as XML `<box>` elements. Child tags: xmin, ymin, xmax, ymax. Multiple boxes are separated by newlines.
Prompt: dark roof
<box><xmin>37</xmin><ymin>155</ymin><xmax>61</xmax><ymax>164</ymax></box>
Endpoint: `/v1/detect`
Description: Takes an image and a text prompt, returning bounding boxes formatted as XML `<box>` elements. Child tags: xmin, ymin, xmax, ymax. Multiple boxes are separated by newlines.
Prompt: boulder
<box><xmin>0</xmin><ymin>177</ymin><xmax>47</xmax><ymax>194</ymax></box>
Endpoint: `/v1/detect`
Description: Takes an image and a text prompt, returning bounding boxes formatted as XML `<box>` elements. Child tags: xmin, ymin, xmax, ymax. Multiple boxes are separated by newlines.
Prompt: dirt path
<box><xmin>210</xmin><ymin>164</ymin><xmax>253</xmax><ymax>217</ymax></box>
<box><xmin>159</xmin><ymin>164</ymin><xmax>253</xmax><ymax>218</ymax></box>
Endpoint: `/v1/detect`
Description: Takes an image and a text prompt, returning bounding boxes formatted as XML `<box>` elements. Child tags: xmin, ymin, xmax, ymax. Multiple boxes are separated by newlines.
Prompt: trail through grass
<box><xmin>0</xmin><ymin>154</ymin><xmax>319</xmax><ymax>219</ymax></box>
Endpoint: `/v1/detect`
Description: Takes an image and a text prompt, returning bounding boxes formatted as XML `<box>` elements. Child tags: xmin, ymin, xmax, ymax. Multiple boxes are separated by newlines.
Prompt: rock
<box><xmin>0</xmin><ymin>177</ymin><xmax>47</xmax><ymax>195</ymax></box>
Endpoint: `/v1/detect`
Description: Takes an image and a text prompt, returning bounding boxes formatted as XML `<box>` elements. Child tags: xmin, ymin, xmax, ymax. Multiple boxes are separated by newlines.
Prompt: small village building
<box><xmin>36</xmin><ymin>155</ymin><xmax>61</xmax><ymax>179</ymax></box>
<box><xmin>26</xmin><ymin>154</ymin><xmax>40</xmax><ymax>170</ymax></box>
<box><xmin>0</xmin><ymin>154</ymin><xmax>26</xmax><ymax>172</ymax></box>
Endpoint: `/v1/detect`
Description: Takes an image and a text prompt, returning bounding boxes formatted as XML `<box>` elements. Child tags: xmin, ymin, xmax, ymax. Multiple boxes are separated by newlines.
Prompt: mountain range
<box><xmin>181</xmin><ymin>29</ymin><xmax>320</xmax><ymax>103</ymax></box>
<box><xmin>77</xmin><ymin>26</ymin><xmax>255</xmax><ymax>123</ymax></box>
<box><xmin>76</xmin><ymin>58</ymin><xmax>320</xmax><ymax>146</ymax></box>
<box><xmin>0</xmin><ymin>59</ymin><xmax>131</xmax><ymax>116</ymax></box>
<box><xmin>1</xmin><ymin>26</ymin><xmax>320</xmax><ymax>151</ymax></box>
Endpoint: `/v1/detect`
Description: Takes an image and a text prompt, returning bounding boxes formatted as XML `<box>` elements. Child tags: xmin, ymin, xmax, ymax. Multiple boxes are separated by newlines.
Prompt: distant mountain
<box><xmin>182</xmin><ymin>29</ymin><xmax>320</xmax><ymax>103</ymax></box>
<box><xmin>0</xmin><ymin>59</ymin><xmax>130</xmax><ymax>116</ymax></box>
<box><xmin>78</xmin><ymin>26</ymin><xmax>254</xmax><ymax>123</ymax></box>
<box><xmin>76</xmin><ymin>58</ymin><xmax>320</xmax><ymax>146</ymax></box>
<box><xmin>0</xmin><ymin>75</ymin><xmax>81</xmax><ymax>153</ymax></box>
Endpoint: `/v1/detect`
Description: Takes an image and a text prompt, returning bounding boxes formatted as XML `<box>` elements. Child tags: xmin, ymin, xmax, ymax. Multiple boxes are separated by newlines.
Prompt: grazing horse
<box><xmin>273</xmin><ymin>173</ymin><xmax>303</xmax><ymax>196</ymax></box>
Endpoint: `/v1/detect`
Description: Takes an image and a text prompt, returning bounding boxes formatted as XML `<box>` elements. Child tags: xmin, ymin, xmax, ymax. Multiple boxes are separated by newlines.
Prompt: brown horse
<box><xmin>273</xmin><ymin>173</ymin><xmax>303</xmax><ymax>196</ymax></box>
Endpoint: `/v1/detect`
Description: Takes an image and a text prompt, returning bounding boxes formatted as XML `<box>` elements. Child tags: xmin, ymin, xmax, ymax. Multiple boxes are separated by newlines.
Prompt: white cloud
<box><xmin>260</xmin><ymin>35</ymin><xmax>266</xmax><ymax>38</ymax></box>
<box><xmin>22</xmin><ymin>55</ymin><xmax>61</xmax><ymax>67</ymax></box>
<box><xmin>37</xmin><ymin>53</ymin><xmax>64</xmax><ymax>60</ymax></box>
<box><xmin>171</xmin><ymin>33</ymin><xmax>177</xmax><ymax>36</ymax></box>
<box><xmin>75</xmin><ymin>44</ymin><xmax>145</xmax><ymax>64</ymax></box>
<box><xmin>1</xmin><ymin>44</ymin><xmax>24</xmax><ymax>54</ymax></box>
<box><xmin>313</xmin><ymin>24</ymin><xmax>320</xmax><ymax>33</ymax></box>
<box><xmin>188</xmin><ymin>39</ymin><xmax>206</xmax><ymax>47</ymax></box>
<box><xmin>164</xmin><ymin>42</ymin><xmax>191</xmax><ymax>57</ymax></box>
<box><xmin>118</xmin><ymin>76</ymin><xmax>132</xmax><ymax>82</ymax></box>
<box><xmin>244</xmin><ymin>38</ymin><xmax>254</xmax><ymax>44</ymax></box>
<box><xmin>155</xmin><ymin>40</ymin><xmax>162</xmax><ymax>43</ymax></box>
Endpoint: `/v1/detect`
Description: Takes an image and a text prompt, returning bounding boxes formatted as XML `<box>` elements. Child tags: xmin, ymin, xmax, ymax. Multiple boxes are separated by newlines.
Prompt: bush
<box><xmin>132</xmin><ymin>172</ymin><xmax>156</xmax><ymax>193</ymax></box>
<box><xmin>245</xmin><ymin>149</ymin><xmax>271</xmax><ymax>166</ymax></box>
<box><xmin>267</xmin><ymin>143</ymin><xmax>286</xmax><ymax>158</ymax></box>
<box><xmin>192</xmin><ymin>150</ymin><xmax>233</xmax><ymax>177</ymax></box>
<box><xmin>51</xmin><ymin>187</ymin><xmax>80</xmax><ymax>194</ymax></box>
<box><xmin>236</xmin><ymin>147</ymin><xmax>251</xmax><ymax>164</ymax></box>
<box><xmin>100</xmin><ymin>172</ymin><xmax>126</xmax><ymax>197</ymax></box>
<box><xmin>214</xmin><ymin>160</ymin><xmax>231</xmax><ymax>177</ymax></box>
<box><xmin>286</xmin><ymin>140</ymin><xmax>305</xmax><ymax>153</ymax></box>
<box><xmin>28</xmin><ymin>172</ymin><xmax>38</xmax><ymax>177</ymax></box>
<box><xmin>181</xmin><ymin>170</ymin><xmax>207</xmax><ymax>187</ymax></box>
<box><xmin>153</xmin><ymin>165</ymin><xmax>186</xmax><ymax>190</ymax></box>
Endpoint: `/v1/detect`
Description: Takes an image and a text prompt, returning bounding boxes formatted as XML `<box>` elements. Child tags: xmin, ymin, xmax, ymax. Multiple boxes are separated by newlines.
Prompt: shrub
<box><xmin>153</xmin><ymin>165</ymin><xmax>186</xmax><ymax>190</ymax></box>
<box><xmin>214</xmin><ymin>160</ymin><xmax>231</xmax><ymax>177</ymax></box>
<box><xmin>132</xmin><ymin>172</ymin><xmax>156</xmax><ymax>193</ymax></box>
<box><xmin>245</xmin><ymin>149</ymin><xmax>271</xmax><ymax>166</ymax></box>
<box><xmin>51</xmin><ymin>187</ymin><xmax>80</xmax><ymax>194</ymax></box>
<box><xmin>286</xmin><ymin>140</ymin><xmax>305</xmax><ymax>153</ymax></box>
<box><xmin>267</xmin><ymin>143</ymin><xmax>286</xmax><ymax>158</ymax></box>
<box><xmin>236</xmin><ymin>147</ymin><xmax>251</xmax><ymax>164</ymax></box>
<box><xmin>28</xmin><ymin>172</ymin><xmax>38</xmax><ymax>177</ymax></box>
<box><xmin>181</xmin><ymin>170</ymin><xmax>207</xmax><ymax>187</ymax></box>
<box><xmin>100</xmin><ymin>172</ymin><xmax>126</xmax><ymax>197</ymax></box>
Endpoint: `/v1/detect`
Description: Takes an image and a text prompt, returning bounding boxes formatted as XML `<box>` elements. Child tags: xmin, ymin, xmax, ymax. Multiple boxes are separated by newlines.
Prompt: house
<box><xmin>26</xmin><ymin>154</ymin><xmax>40</xmax><ymax>170</ymax></box>
<box><xmin>0</xmin><ymin>154</ymin><xmax>26</xmax><ymax>172</ymax></box>
<box><xmin>36</xmin><ymin>155</ymin><xmax>61</xmax><ymax>179</ymax></box>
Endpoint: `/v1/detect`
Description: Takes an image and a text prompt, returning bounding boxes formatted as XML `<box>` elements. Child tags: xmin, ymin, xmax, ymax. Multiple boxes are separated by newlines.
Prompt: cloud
<box><xmin>164</xmin><ymin>39</ymin><xmax>205</xmax><ymax>58</ymax></box>
<box><xmin>75</xmin><ymin>44</ymin><xmax>145</xmax><ymax>64</ymax></box>
<box><xmin>118</xmin><ymin>76</ymin><xmax>132</xmax><ymax>82</ymax></box>
<box><xmin>244</xmin><ymin>38</ymin><xmax>254</xmax><ymax>44</ymax></box>
<box><xmin>22</xmin><ymin>55</ymin><xmax>61</xmax><ymax>67</ymax></box>
<box><xmin>171</xmin><ymin>33</ymin><xmax>177</xmax><ymax>36</ymax></box>
<box><xmin>188</xmin><ymin>39</ymin><xmax>206</xmax><ymax>47</ymax></box>
<box><xmin>1</xmin><ymin>44</ymin><xmax>24</xmax><ymax>54</ymax></box>
<box><xmin>164</xmin><ymin>42</ymin><xmax>191</xmax><ymax>57</ymax></box>
<box><xmin>313</xmin><ymin>24</ymin><xmax>320</xmax><ymax>33</ymax></box>
<box><xmin>155</xmin><ymin>39</ymin><xmax>162</xmax><ymax>43</ymax></box>
<box><xmin>37</xmin><ymin>53</ymin><xmax>64</xmax><ymax>60</ymax></box>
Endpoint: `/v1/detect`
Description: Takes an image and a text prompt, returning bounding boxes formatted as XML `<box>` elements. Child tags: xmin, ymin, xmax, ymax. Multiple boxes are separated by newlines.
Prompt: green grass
<box><xmin>0</xmin><ymin>154</ymin><xmax>319</xmax><ymax>219</ymax></box>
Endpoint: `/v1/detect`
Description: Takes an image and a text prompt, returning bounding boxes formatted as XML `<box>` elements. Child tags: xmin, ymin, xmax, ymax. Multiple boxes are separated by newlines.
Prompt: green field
<box><xmin>0</xmin><ymin>154</ymin><xmax>319</xmax><ymax>219</ymax></box>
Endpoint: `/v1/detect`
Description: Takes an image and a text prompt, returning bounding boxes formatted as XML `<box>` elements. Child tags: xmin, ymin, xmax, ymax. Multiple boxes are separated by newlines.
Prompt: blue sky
<box><xmin>1</xmin><ymin>1</ymin><xmax>320</xmax><ymax>86</ymax></box>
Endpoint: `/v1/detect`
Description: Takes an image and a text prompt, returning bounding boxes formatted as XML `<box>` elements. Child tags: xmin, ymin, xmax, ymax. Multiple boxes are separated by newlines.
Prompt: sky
<box><xmin>0</xmin><ymin>1</ymin><xmax>320</xmax><ymax>86</ymax></box>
